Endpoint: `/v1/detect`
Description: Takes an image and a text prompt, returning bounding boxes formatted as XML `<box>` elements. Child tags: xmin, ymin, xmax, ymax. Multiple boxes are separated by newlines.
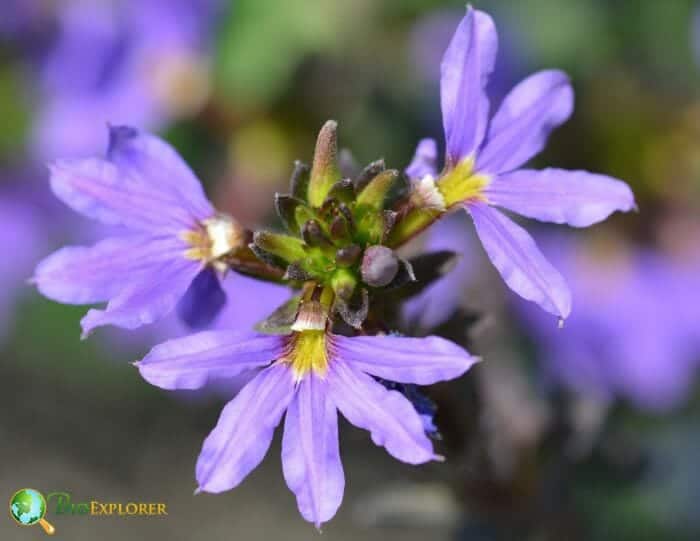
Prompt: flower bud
<box><xmin>361</xmin><ymin>245</ymin><xmax>399</xmax><ymax>287</ymax></box>
<box><xmin>335</xmin><ymin>244</ymin><xmax>361</xmax><ymax>267</ymax></box>
<box><xmin>329</xmin><ymin>215</ymin><xmax>351</xmax><ymax>243</ymax></box>
<box><xmin>301</xmin><ymin>220</ymin><xmax>332</xmax><ymax>248</ymax></box>
<box><xmin>308</xmin><ymin>120</ymin><xmax>340</xmax><ymax>207</ymax></box>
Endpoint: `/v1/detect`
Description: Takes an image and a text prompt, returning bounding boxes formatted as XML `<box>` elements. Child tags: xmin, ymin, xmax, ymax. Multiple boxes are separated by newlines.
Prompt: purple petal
<box><xmin>477</xmin><ymin>70</ymin><xmax>573</xmax><ymax>174</ymax></box>
<box><xmin>485</xmin><ymin>168</ymin><xmax>636</xmax><ymax>227</ymax></box>
<box><xmin>177</xmin><ymin>267</ymin><xmax>227</xmax><ymax>329</ymax></box>
<box><xmin>80</xmin><ymin>257</ymin><xmax>202</xmax><ymax>334</ymax></box>
<box><xmin>49</xmin><ymin>157</ymin><xmax>200</xmax><ymax>232</ymax></box>
<box><xmin>440</xmin><ymin>7</ymin><xmax>498</xmax><ymax>163</ymax></box>
<box><xmin>282</xmin><ymin>374</ymin><xmax>344</xmax><ymax>528</ymax></box>
<box><xmin>107</xmin><ymin>127</ymin><xmax>215</xmax><ymax>221</ymax></box>
<box><xmin>137</xmin><ymin>332</ymin><xmax>286</xmax><ymax>390</ymax></box>
<box><xmin>467</xmin><ymin>202</ymin><xmax>571</xmax><ymax>318</ymax></box>
<box><xmin>405</xmin><ymin>138</ymin><xmax>438</xmax><ymax>181</ymax></box>
<box><xmin>33</xmin><ymin>235</ymin><xmax>187</xmax><ymax>304</ymax></box>
<box><xmin>331</xmin><ymin>334</ymin><xmax>477</xmax><ymax>385</ymax></box>
<box><xmin>328</xmin><ymin>360</ymin><xmax>436</xmax><ymax>464</ymax></box>
<box><xmin>196</xmin><ymin>363</ymin><xmax>295</xmax><ymax>493</ymax></box>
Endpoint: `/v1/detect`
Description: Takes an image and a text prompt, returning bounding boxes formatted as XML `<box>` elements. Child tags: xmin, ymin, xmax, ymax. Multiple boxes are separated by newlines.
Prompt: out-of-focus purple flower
<box><xmin>0</xmin><ymin>190</ymin><xmax>45</xmax><ymax>342</ymax></box>
<box><xmin>33</xmin><ymin>0</ymin><xmax>220</xmax><ymax>159</ymax></box>
<box><xmin>402</xmin><ymin>213</ymin><xmax>476</xmax><ymax>332</ymax></box>
<box><xmin>406</xmin><ymin>7</ymin><xmax>635</xmax><ymax>321</ymax></box>
<box><xmin>519</xmin><ymin>235</ymin><xmax>700</xmax><ymax>412</ymax></box>
<box><xmin>0</xmin><ymin>0</ymin><xmax>52</xmax><ymax>42</ymax></box>
<box><xmin>136</xmin><ymin>327</ymin><xmax>477</xmax><ymax>527</ymax></box>
<box><xmin>33</xmin><ymin>126</ymin><xmax>248</xmax><ymax>337</ymax></box>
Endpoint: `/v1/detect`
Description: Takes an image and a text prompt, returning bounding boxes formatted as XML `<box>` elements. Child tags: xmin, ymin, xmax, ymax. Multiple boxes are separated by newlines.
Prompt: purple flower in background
<box><xmin>410</xmin><ymin>7</ymin><xmax>528</xmax><ymax>103</ymax></box>
<box><xmin>136</xmin><ymin>326</ymin><xmax>477</xmax><ymax>527</ymax></box>
<box><xmin>0</xmin><ymin>0</ymin><xmax>51</xmax><ymax>41</ymax></box>
<box><xmin>402</xmin><ymin>213</ymin><xmax>476</xmax><ymax>332</ymax></box>
<box><xmin>519</xmin><ymin>235</ymin><xmax>700</xmax><ymax>411</ymax></box>
<box><xmin>407</xmin><ymin>6</ymin><xmax>635</xmax><ymax>320</ymax></box>
<box><xmin>33</xmin><ymin>126</ymin><xmax>247</xmax><ymax>336</ymax></box>
<box><xmin>0</xmin><ymin>191</ymin><xmax>44</xmax><ymax>343</ymax></box>
<box><xmin>33</xmin><ymin>0</ymin><xmax>220</xmax><ymax>159</ymax></box>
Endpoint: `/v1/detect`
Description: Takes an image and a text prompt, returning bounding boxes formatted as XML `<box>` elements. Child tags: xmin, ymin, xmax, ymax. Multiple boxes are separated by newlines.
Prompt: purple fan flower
<box><xmin>33</xmin><ymin>0</ymin><xmax>220</xmax><ymax>159</ymax></box>
<box><xmin>519</xmin><ymin>235</ymin><xmax>700</xmax><ymax>411</ymax></box>
<box><xmin>0</xmin><ymin>191</ymin><xmax>45</xmax><ymax>342</ymax></box>
<box><xmin>136</xmin><ymin>328</ymin><xmax>478</xmax><ymax>527</ymax></box>
<box><xmin>406</xmin><ymin>6</ymin><xmax>635</xmax><ymax>320</ymax></box>
<box><xmin>33</xmin><ymin>126</ymin><xmax>246</xmax><ymax>337</ymax></box>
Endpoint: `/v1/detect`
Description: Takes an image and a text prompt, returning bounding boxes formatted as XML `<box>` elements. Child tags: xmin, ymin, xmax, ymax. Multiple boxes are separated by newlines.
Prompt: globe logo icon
<box><xmin>9</xmin><ymin>489</ymin><xmax>56</xmax><ymax>535</ymax></box>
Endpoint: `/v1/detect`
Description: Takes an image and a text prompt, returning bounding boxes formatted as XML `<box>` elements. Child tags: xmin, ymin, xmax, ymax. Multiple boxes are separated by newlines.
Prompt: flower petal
<box><xmin>80</xmin><ymin>257</ymin><xmax>202</xmax><ymax>334</ymax></box>
<box><xmin>485</xmin><ymin>168</ymin><xmax>636</xmax><ymax>227</ymax></box>
<box><xmin>282</xmin><ymin>374</ymin><xmax>344</xmax><ymax>528</ymax></box>
<box><xmin>328</xmin><ymin>359</ymin><xmax>436</xmax><ymax>464</ymax></box>
<box><xmin>49</xmin><ymin>157</ymin><xmax>198</xmax><ymax>232</ymax></box>
<box><xmin>196</xmin><ymin>363</ymin><xmax>295</xmax><ymax>493</ymax></box>
<box><xmin>33</xmin><ymin>235</ymin><xmax>187</xmax><ymax>304</ymax></box>
<box><xmin>107</xmin><ymin>126</ymin><xmax>215</xmax><ymax>221</ymax></box>
<box><xmin>405</xmin><ymin>138</ymin><xmax>438</xmax><ymax>181</ymax></box>
<box><xmin>137</xmin><ymin>332</ymin><xmax>286</xmax><ymax>390</ymax></box>
<box><xmin>468</xmin><ymin>202</ymin><xmax>571</xmax><ymax>318</ymax></box>
<box><xmin>176</xmin><ymin>267</ymin><xmax>227</xmax><ymax>329</ymax></box>
<box><xmin>477</xmin><ymin>70</ymin><xmax>573</xmax><ymax>174</ymax></box>
<box><xmin>440</xmin><ymin>6</ymin><xmax>498</xmax><ymax>163</ymax></box>
<box><xmin>331</xmin><ymin>334</ymin><xmax>477</xmax><ymax>386</ymax></box>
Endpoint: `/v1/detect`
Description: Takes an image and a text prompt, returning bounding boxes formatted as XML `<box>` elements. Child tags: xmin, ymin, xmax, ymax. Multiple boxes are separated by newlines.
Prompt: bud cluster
<box><xmin>248</xmin><ymin>120</ymin><xmax>443</xmax><ymax>332</ymax></box>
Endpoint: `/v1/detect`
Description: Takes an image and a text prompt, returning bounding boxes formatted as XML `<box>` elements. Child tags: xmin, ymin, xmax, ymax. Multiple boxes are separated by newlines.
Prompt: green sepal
<box><xmin>326</xmin><ymin>178</ymin><xmax>355</xmax><ymax>203</ymax></box>
<box><xmin>385</xmin><ymin>206</ymin><xmax>443</xmax><ymax>248</ymax></box>
<box><xmin>294</xmin><ymin>204</ymin><xmax>316</xmax><ymax>230</ymax></box>
<box><xmin>353</xmin><ymin>159</ymin><xmax>385</xmax><ymax>193</ymax></box>
<box><xmin>274</xmin><ymin>193</ymin><xmax>305</xmax><ymax>234</ymax></box>
<box><xmin>289</xmin><ymin>160</ymin><xmax>311</xmax><ymax>202</ymax></box>
<box><xmin>356</xmin><ymin>169</ymin><xmax>398</xmax><ymax>209</ymax></box>
<box><xmin>252</xmin><ymin>231</ymin><xmax>307</xmax><ymax>265</ymax></box>
<box><xmin>330</xmin><ymin>267</ymin><xmax>357</xmax><ymax>301</ymax></box>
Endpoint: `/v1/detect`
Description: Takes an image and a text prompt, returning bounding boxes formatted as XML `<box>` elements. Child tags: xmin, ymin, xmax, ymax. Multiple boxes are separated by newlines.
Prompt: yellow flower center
<box><xmin>283</xmin><ymin>330</ymin><xmax>329</xmax><ymax>381</ymax></box>
<box><xmin>182</xmin><ymin>214</ymin><xmax>245</xmax><ymax>272</ymax></box>
<box><xmin>437</xmin><ymin>156</ymin><xmax>491</xmax><ymax>208</ymax></box>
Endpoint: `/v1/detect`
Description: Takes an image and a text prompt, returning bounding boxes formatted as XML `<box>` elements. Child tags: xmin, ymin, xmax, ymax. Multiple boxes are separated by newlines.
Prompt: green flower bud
<box><xmin>308</xmin><ymin>120</ymin><xmax>341</xmax><ymax>207</ymax></box>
